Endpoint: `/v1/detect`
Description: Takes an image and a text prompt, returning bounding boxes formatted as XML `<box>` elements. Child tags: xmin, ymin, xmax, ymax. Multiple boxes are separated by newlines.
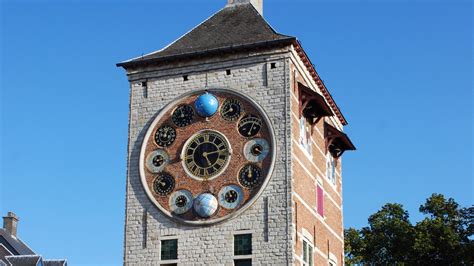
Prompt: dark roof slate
<box><xmin>5</xmin><ymin>255</ymin><xmax>41</xmax><ymax>266</ymax></box>
<box><xmin>0</xmin><ymin>244</ymin><xmax>13</xmax><ymax>265</ymax></box>
<box><xmin>43</xmin><ymin>259</ymin><xmax>67</xmax><ymax>266</ymax></box>
<box><xmin>118</xmin><ymin>3</ymin><xmax>295</xmax><ymax>67</ymax></box>
<box><xmin>0</xmin><ymin>230</ymin><xmax>35</xmax><ymax>256</ymax></box>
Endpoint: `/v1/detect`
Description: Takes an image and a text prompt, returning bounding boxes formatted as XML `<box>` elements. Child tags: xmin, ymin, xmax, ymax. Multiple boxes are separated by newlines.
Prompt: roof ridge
<box><xmin>0</xmin><ymin>229</ymin><xmax>36</xmax><ymax>255</ymax></box>
<box><xmin>243</xmin><ymin>3</ymin><xmax>292</xmax><ymax>38</ymax></box>
<box><xmin>118</xmin><ymin>3</ymin><xmax>294</xmax><ymax>66</ymax></box>
<box><xmin>122</xmin><ymin>6</ymin><xmax>226</xmax><ymax>64</ymax></box>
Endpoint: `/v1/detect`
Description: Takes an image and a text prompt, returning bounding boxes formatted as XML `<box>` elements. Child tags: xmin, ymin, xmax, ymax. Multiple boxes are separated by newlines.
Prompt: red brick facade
<box><xmin>291</xmin><ymin>63</ymin><xmax>345</xmax><ymax>266</ymax></box>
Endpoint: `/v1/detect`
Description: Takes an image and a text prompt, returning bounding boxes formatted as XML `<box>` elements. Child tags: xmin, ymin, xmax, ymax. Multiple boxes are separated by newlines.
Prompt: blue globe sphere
<box><xmin>194</xmin><ymin>92</ymin><xmax>219</xmax><ymax>117</ymax></box>
<box><xmin>193</xmin><ymin>193</ymin><xmax>218</xmax><ymax>218</ymax></box>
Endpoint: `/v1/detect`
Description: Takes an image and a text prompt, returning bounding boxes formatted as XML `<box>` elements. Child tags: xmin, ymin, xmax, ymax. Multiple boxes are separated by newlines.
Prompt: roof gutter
<box><xmin>116</xmin><ymin>37</ymin><xmax>296</xmax><ymax>68</ymax></box>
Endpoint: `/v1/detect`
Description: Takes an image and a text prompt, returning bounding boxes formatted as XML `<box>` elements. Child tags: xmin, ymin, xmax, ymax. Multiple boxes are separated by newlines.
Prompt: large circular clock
<box><xmin>139</xmin><ymin>89</ymin><xmax>276</xmax><ymax>225</ymax></box>
<box><xmin>182</xmin><ymin>130</ymin><xmax>231</xmax><ymax>180</ymax></box>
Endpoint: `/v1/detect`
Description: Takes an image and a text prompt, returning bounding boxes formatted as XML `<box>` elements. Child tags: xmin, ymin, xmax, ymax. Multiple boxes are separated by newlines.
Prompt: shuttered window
<box><xmin>317</xmin><ymin>185</ymin><xmax>324</xmax><ymax>217</ymax></box>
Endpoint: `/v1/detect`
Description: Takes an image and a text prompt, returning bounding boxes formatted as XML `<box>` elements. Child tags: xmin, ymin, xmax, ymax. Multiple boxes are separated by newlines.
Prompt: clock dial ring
<box><xmin>152</xmin><ymin>173</ymin><xmax>175</xmax><ymax>196</ymax></box>
<box><xmin>218</xmin><ymin>185</ymin><xmax>243</xmax><ymax>209</ymax></box>
<box><xmin>154</xmin><ymin>125</ymin><xmax>176</xmax><ymax>147</ymax></box>
<box><xmin>238</xmin><ymin>114</ymin><xmax>262</xmax><ymax>137</ymax></box>
<box><xmin>169</xmin><ymin>190</ymin><xmax>193</xmax><ymax>215</ymax></box>
<box><xmin>243</xmin><ymin>138</ymin><xmax>270</xmax><ymax>162</ymax></box>
<box><xmin>172</xmin><ymin>104</ymin><xmax>194</xmax><ymax>127</ymax></box>
<box><xmin>238</xmin><ymin>164</ymin><xmax>263</xmax><ymax>189</ymax></box>
<box><xmin>181</xmin><ymin>130</ymin><xmax>232</xmax><ymax>181</ymax></box>
<box><xmin>139</xmin><ymin>89</ymin><xmax>277</xmax><ymax>225</ymax></box>
<box><xmin>146</xmin><ymin>149</ymin><xmax>170</xmax><ymax>173</ymax></box>
<box><xmin>220</xmin><ymin>98</ymin><xmax>242</xmax><ymax>121</ymax></box>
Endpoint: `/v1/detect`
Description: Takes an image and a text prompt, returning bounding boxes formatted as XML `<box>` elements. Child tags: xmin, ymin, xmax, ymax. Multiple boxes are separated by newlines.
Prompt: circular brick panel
<box><xmin>139</xmin><ymin>88</ymin><xmax>276</xmax><ymax>225</ymax></box>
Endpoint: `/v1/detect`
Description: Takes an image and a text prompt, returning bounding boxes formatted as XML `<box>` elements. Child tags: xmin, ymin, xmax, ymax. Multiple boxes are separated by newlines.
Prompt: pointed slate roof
<box><xmin>5</xmin><ymin>255</ymin><xmax>41</xmax><ymax>266</ymax></box>
<box><xmin>117</xmin><ymin>3</ymin><xmax>295</xmax><ymax>67</ymax></box>
<box><xmin>0</xmin><ymin>229</ymin><xmax>35</xmax><ymax>256</ymax></box>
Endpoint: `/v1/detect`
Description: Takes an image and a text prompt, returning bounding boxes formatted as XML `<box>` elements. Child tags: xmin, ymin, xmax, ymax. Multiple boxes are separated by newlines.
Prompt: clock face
<box><xmin>155</xmin><ymin>125</ymin><xmax>176</xmax><ymax>147</ymax></box>
<box><xmin>243</xmin><ymin>138</ymin><xmax>270</xmax><ymax>162</ymax></box>
<box><xmin>218</xmin><ymin>185</ymin><xmax>243</xmax><ymax>209</ymax></box>
<box><xmin>238</xmin><ymin>164</ymin><xmax>262</xmax><ymax>189</ymax></box>
<box><xmin>220</xmin><ymin>98</ymin><xmax>242</xmax><ymax>121</ymax></box>
<box><xmin>172</xmin><ymin>105</ymin><xmax>194</xmax><ymax>127</ymax></box>
<box><xmin>146</xmin><ymin>149</ymin><xmax>169</xmax><ymax>173</ymax></box>
<box><xmin>140</xmin><ymin>89</ymin><xmax>276</xmax><ymax>225</ymax></box>
<box><xmin>238</xmin><ymin>115</ymin><xmax>262</xmax><ymax>137</ymax></box>
<box><xmin>182</xmin><ymin>131</ymin><xmax>231</xmax><ymax>180</ymax></box>
<box><xmin>153</xmin><ymin>173</ymin><xmax>175</xmax><ymax>196</ymax></box>
<box><xmin>169</xmin><ymin>190</ymin><xmax>193</xmax><ymax>214</ymax></box>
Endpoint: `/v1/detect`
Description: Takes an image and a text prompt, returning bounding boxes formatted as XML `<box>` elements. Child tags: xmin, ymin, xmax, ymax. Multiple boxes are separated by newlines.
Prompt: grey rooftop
<box><xmin>117</xmin><ymin>3</ymin><xmax>295</xmax><ymax>67</ymax></box>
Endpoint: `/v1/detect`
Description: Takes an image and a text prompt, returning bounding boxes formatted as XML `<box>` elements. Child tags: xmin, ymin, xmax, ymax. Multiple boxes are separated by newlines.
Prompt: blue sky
<box><xmin>1</xmin><ymin>0</ymin><xmax>472</xmax><ymax>265</ymax></box>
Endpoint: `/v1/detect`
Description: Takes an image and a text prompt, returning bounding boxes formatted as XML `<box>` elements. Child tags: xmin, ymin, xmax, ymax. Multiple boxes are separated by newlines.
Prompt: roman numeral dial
<box><xmin>183</xmin><ymin>131</ymin><xmax>231</xmax><ymax>180</ymax></box>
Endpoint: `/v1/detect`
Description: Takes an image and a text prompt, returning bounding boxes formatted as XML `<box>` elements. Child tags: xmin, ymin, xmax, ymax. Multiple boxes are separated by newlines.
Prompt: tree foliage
<box><xmin>345</xmin><ymin>194</ymin><xmax>473</xmax><ymax>265</ymax></box>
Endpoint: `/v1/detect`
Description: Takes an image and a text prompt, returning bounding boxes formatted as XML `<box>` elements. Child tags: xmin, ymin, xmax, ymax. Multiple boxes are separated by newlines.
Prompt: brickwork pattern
<box><xmin>289</xmin><ymin>60</ymin><xmax>344</xmax><ymax>266</ymax></box>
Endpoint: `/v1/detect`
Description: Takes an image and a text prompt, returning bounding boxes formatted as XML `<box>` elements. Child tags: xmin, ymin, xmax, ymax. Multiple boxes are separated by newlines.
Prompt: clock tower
<box><xmin>117</xmin><ymin>1</ymin><xmax>355</xmax><ymax>265</ymax></box>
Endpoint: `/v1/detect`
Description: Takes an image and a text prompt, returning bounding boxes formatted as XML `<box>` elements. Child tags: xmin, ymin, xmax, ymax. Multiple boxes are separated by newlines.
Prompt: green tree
<box><xmin>345</xmin><ymin>203</ymin><xmax>414</xmax><ymax>265</ymax></box>
<box><xmin>345</xmin><ymin>227</ymin><xmax>364</xmax><ymax>265</ymax></box>
<box><xmin>411</xmin><ymin>194</ymin><xmax>473</xmax><ymax>265</ymax></box>
<box><xmin>345</xmin><ymin>194</ymin><xmax>473</xmax><ymax>265</ymax></box>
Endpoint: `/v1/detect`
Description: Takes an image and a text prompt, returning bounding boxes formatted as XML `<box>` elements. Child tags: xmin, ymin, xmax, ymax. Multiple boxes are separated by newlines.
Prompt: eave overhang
<box><xmin>292</xmin><ymin>40</ymin><xmax>348</xmax><ymax>126</ymax></box>
<box><xmin>324</xmin><ymin>122</ymin><xmax>356</xmax><ymax>158</ymax></box>
<box><xmin>116</xmin><ymin>38</ymin><xmax>296</xmax><ymax>68</ymax></box>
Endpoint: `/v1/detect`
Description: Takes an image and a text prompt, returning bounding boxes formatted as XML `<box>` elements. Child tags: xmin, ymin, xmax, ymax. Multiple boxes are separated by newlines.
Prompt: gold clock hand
<box><xmin>202</xmin><ymin>152</ymin><xmax>213</xmax><ymax>166</ymax></box>
<box><xmin>248</xmin><ymin>121</ymin><xmax>256</xmax><ymax>136</ymax></box>
<box><xmin>204</xmin><ymin>150</ymin><xmax>227</xmax><ymax>156</ymax></box>
<box><xmin>223</xmin><ymin>106</ymin><xmax>234</xmax><ymax>115</ymax></box>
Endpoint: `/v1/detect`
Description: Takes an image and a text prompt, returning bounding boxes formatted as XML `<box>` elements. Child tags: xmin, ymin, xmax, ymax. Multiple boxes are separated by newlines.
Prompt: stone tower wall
<box><xmin>123</xmin><ymin>48</ymin><xmax>295</xmax><ymax>265</ymax></box>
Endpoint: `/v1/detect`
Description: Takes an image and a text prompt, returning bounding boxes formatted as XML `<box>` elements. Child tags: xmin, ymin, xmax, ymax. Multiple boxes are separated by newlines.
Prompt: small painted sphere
<box><xmin>194</xmin><ymin>92</ymin><xmax>219</xmax><ymax>117</ymax></box>
<box><xmin>193</xmin><ymin>193</ymin><xmax>218</xmax><ymax>218</ymax></box>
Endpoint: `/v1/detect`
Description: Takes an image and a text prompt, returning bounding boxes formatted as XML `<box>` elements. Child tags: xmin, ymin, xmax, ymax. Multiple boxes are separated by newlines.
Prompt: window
<box><xmin>299</xmin><ymin>117</ymin><xmax>312</xmax><ymax>156</ymax></box>
<box><xmin>161</xmin><ymin>239</ymin><xmax>178</xmax><ymax>260</ymax></box>
<box><xmin>328</xmin><ymin>252</ymin><xmax>338</xmax><ymax>266</ymax></box>
<box><xmin>234</xmin><ymin>233</ymin><xmax>252</xmax><ymax>265</ymax></box>
<box><xmin>234</xmin><ymin>259</ymin><xmax>252</xmax><ymax>266</ymax></box>
<box><xmin>317</xmin><ymin>185</ymin><xmax>324</xmax><ymax>217</ymax></box>
<box><xmin>302</xmin><ymin>238</ymin><xmax>314</xmax><ymax>266</ymax></box>
<box><xmin>326</xmin><ymin>152</ymin><xmax>336</xmax><ymax>185</ymax></box>
<box><xmin>234</xmin><ymin>234</ymin><xmax>252</xmax><ymax>255</ymax></box>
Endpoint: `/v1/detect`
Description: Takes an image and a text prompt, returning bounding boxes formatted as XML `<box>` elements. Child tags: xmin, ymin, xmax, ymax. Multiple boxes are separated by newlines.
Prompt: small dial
<box><xmin>238</xmin><ymin>164</ymin><xmax>262</xmax><ymax>189</ymax></box>
<box><xmin>243</xmin><ymin>138</ymin><xmax>270</xmax><ymax>162</ymax></box>
<box><xmin>154</xmin><ymin>125</ymin><xmax>176</xmax><ymax>147</ymax></box>
<box><xmin>238</xmin><ymin>114</ymin><xmax>262</xmax><ymax>137</ymax></box>
<box><xmin>146</xmin><ymin>150</ymin><xmax>170</xmax><ymax>173</ymax></box>
<box><xmin>220</xmin><ymin>98</ymin><xmax>242</xmax><ymax>121</ymax></box>
<box><xmin>152</xmin><ymin>173</ymin><xmax>175</xmax><ymax>196</ymax></box>
<box><xmin>169</xmin><ymin>190</ymin><xmax>193</xmax><ymax>214</ymax></box>
<box><xmin>176</xmin><ymin>195</ymin><xmax>188</xmax><ymax>207</ymax></box>
<box><xmin>172</xmin><ymin>105</ymin><xmax>194</xmax><ymax>127</ymax></box>
<box><xmin>218</xmin><ymin>185</ymin><xmax>243</xmax><ymax>209</ymax></box>
<box><xmin>225</xmin><ymin>190</ymin><xmax>238</xmax><ymax>203</ymax></box>
<box><xmin>182</xmin><ymin>131</ymin><xmax>231</xmax><ymax>180</ymax></box>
